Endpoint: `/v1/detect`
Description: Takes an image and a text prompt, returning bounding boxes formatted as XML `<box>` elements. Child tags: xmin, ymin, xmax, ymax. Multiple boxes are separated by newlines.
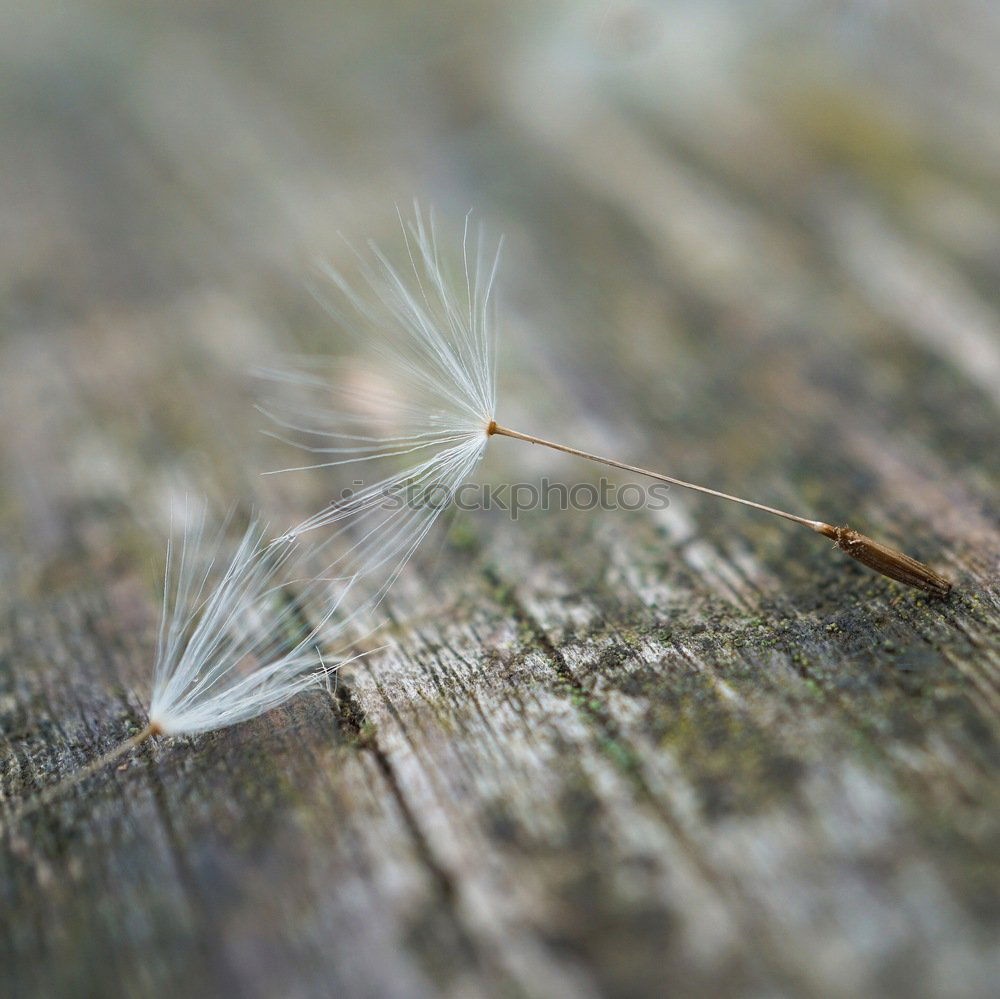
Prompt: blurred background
<box><xmin>1</xmin><ymin>0</ymin><xmax>998</xmax><ymax>563</ymax></box>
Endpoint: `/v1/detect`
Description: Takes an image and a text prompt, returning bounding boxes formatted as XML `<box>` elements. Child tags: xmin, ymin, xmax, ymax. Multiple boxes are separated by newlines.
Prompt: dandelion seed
<box><xmin>266</xmin><ymin>204</ymin><xmax>951</xmax><ymax>599</ymax></box>
<box><xmin>147</xmin><ymin>504</ymin><xmax>368</xmax><ymax>736</ymax></box>
<box><xmin>259</xmin><ymin>205</ymin><xmax>499</xmax><ymax>600</ymax></box>
<box><xmin>11</xmin><ymin>502</ymin><xmax>372</xmax><ymax>820</ymax></box>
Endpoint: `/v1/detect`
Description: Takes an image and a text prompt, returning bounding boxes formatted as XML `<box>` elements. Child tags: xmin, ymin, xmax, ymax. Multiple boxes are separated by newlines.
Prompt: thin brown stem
<box><xmin>6</xmin><ymin>722</ymin><xmax>159</xmax><ymax>824</ymax></box>
<box><xmin>488</xmin><ymin>422</ymin><xmax>951</xmax><ymax>597</ymax></box>
<box><xmin>490</xmin><ymin>422</ymin><xmax>829</xmax><ymax>531</ymax></box>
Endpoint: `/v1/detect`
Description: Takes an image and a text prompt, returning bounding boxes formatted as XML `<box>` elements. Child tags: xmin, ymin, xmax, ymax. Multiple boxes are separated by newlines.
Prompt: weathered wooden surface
<box><xmin>2</xmin><ymin>2</ymin><xmax>999</xmax><ymax>997</ymax></box>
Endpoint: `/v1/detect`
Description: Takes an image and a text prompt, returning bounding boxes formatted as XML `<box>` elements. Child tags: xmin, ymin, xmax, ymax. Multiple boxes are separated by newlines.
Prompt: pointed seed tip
<box><xmin>833</xmin><ymin>525</ymin><xmax>952</xmax><ymax>598</ymax></box>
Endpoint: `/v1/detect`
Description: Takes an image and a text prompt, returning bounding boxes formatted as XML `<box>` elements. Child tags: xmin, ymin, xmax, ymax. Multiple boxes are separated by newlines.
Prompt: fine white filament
<box><xmin>260</xmin><ymin>206</ymin><xmax>501</xmax><ymax>597</ymax></box>
<box><xmin>149</xmin><ymin>506</ymin><xmax>365</xmax><ymax>735</ymax></box>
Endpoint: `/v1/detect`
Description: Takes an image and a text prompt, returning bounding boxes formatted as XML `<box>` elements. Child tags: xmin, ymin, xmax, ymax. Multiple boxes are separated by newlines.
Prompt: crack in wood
<box><xmin>323</xmin><ymin>675</ymin><xmax>489</xmax><ymax>977</ymax></box>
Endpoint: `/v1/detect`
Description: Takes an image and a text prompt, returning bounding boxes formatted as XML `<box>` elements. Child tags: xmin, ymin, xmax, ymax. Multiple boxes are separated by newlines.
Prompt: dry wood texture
<box><xmin>1</xmin><ymin>3</ymin><xmax>999</xmax><ymax>997</ymax></box>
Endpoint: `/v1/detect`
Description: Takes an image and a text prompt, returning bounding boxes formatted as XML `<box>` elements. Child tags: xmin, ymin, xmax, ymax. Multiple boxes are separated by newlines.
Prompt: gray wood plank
<box><xmin>2</xmin><ymin>3</ymin><xmax>998</xmax><ymax>998</ymax></box>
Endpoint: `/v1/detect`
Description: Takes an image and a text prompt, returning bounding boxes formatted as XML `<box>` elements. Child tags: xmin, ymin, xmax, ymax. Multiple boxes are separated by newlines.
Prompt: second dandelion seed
<box><xmin>265</xmin><ymin>206</ymin><xmax>950</xmax><ymax>598</ymax></box>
